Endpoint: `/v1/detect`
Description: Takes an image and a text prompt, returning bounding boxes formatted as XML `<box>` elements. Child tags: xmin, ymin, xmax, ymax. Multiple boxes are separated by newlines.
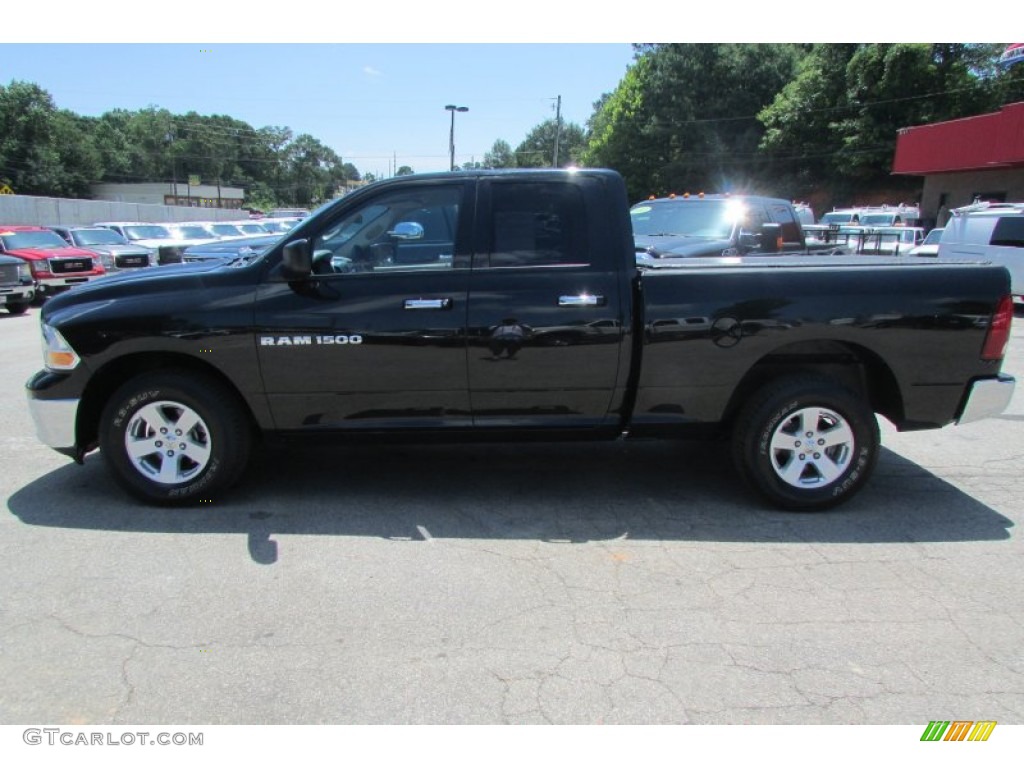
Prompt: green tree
<box><xmin>483</xmin><ymin>139</ymin><xmax>516</xmax><ymax>168</ymax></box>
<box><xmin>758</xmin><ymin>44</ymin><xmax>1010</xmax><ymax>200</ymax></box>
<box><xmin>584</xmin><ymin>44</ymin><xmax>803</xmax><ymax>201</ymax></box>
<box><xmin>0</xmin><ymin>81</ymin><xmax>100</xmax><ymax>197</ymax></box>
<box><xmin>341</xmin><ymin>162</ymin><xmax>361</xmax><ymax>182</ymax></box>
<box><xmin>395</xmin><ymin>165</ymin><xmax>414</xmax><ymax>176</ymax></box>
<box><xmin>283</xmin><ymin>133</ymin><xmax>346</xmax><ymax>205</ymax></box>
<box><xmin>515</xmin><ymin>119</ymin><xmax>586</xmax><ymax>168</ymax></box>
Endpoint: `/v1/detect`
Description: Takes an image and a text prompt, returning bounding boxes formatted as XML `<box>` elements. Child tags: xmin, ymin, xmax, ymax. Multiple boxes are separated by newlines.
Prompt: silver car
<box><xmin>48</xmin><ymin>226</ymin><xmax>156</xmax><ymax>270</ymax></box>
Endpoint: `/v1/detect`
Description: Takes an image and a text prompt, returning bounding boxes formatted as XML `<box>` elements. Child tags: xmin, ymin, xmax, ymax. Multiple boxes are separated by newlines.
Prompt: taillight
<box><xmin>981</xmin><ymin>294</ymin><xmax>1014</xmax><ymax>361</ymax></box>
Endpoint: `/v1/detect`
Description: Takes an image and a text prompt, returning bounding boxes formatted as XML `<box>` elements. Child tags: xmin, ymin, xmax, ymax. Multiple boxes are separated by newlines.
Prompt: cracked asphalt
<box><xmin>1</xmin><ymin>307</ymin><xmax>1022</xmax><ymax>725</ymax></box>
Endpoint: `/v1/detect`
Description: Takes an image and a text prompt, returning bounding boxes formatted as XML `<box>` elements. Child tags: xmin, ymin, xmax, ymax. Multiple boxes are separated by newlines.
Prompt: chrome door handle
<box><xmin>558</xmin><ymin>294</ymin><xmax>605</xmax><ymax>307</ymax></box>
<box><xmin>403</xmin><ymin>298</ymin><xmax>453</xmax><ymax>310</ymax></box>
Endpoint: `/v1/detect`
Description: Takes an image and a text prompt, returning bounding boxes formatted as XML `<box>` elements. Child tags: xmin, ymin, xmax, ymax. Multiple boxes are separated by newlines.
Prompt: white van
<box><xmin>937</xmin><ymin>202</ymin><xmax>1024</xmax><ymax>303</ymax></box>
<box><xmin>857</xmin><ymin>204</ymin><xmax>921</xmax><ymax>228</ymax></box>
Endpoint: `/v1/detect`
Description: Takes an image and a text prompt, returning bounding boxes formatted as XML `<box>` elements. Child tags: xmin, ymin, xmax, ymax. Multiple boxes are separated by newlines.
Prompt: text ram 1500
<box><xmin>25</xmin><ymin>169</ymin><xmax>1016</xmax><ymax>511</ymax></box>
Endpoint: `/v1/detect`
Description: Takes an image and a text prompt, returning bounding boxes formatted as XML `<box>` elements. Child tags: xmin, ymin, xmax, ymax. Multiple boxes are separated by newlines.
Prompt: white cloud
<box><xmin>363</xmin><ymin>66</ymin><xmax>384</xmax><ymax>77</ymax></box>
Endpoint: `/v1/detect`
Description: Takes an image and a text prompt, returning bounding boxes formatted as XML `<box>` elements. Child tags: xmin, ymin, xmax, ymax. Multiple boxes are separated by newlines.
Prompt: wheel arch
<box><xmin>721</xmin><ymin>339</ymin><xmax>905</xmax><ymax>429</ymax></box>
<box><xmin>76</xmin><ymin>352</ymin><xmax>262</xmax><ymax>455</ymax></box>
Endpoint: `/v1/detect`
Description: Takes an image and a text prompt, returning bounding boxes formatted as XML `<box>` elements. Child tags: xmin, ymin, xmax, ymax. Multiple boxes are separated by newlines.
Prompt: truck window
<box><xmin>961</xmin><ymin>215</ymin><xmax>997</xmax><ymax>246</ymax></box>
<box><xmin>482</xmin><ymin>182</ymin><xmax>587</xmax><ymax>268</ymax></box>
<box><xmin>767</xmin><ymin>204</ymin><xmax>802</xmax><ymax>245</ymax></box>
<box><xmin>990</xmin><ymin>217</ymin><xmax>1024</xmax><ymax>248</ymax></box>
<box><xmin>310</xmin><ymin>186</ymin><xmax>461</xmax><ymax>274</ymax></box>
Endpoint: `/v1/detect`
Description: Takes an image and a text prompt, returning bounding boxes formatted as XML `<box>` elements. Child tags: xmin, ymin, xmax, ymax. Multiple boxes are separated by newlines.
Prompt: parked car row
<box><xmin>0</xmin><ymin>218</ymin><xmax>303</xmax><ymax>311</ymax></box>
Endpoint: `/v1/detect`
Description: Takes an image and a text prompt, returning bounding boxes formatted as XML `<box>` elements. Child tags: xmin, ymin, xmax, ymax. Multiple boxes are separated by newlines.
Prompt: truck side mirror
<box><xmin>760</xmin><ymin>223</ymin><xmax>783</xmax><ymax>253</ymax></box>
<box><xmin>387</xmin><ymin>221</ymin><xmax>424</xmax><ymax>241</ymax></box>
<box><xmin>281</xmin><ymin>239</ymin><xmax>312</xmax><ymax>279</ymax></box>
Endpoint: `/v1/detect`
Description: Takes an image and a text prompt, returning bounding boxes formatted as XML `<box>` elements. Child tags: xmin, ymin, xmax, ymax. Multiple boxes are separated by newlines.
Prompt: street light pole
<box><xmin>445</xmin><ymin>104</ymin><xmax>468</xmax><ymax>172</ymax></box>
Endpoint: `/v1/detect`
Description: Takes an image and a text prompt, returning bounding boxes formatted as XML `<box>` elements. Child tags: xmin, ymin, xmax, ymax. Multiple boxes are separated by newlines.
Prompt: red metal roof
<box><xmin>892</xmin><ymin>101</ymin><xmax>1024</xmax><ymax>175</ymax></box>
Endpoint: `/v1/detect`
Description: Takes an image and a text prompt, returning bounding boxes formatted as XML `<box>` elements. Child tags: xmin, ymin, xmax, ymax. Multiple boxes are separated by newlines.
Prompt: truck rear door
<box><xmin>466</xmin><ymin>175</ymin><xmax>630</xmax><ymax>429</ymax></box>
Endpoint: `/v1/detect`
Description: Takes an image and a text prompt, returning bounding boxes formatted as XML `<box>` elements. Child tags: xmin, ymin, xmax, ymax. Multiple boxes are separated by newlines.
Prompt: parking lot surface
<box><xmin>1</xmin><ymin>306</ymin><xmax>1023</xmax><ymax>724</ymax></box>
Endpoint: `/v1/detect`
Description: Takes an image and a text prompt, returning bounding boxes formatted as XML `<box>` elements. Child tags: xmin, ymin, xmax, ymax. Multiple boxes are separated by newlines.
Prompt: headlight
<box><xmin>41</xmin><ymin>324</ymin><xmax>80</xmax><ymax>371</ymax></box>
<box><xmin>17</xmin><ymin>263</ymin><xmax>31</xmax><ymax>281</ymax></box>
<box><xmin>100</xmin><ymin>253</ymin><xmax>115</xmax><ymax>269</ymax></box>
<box><xmin>147</xmin><ymin>250</ymin><xmax>158</xmax><ymax>267</ymax></box>
<box><xmin>29</xmin><ymin>260</ymin><xmax>49</xmax><ymax>275</ymax></box>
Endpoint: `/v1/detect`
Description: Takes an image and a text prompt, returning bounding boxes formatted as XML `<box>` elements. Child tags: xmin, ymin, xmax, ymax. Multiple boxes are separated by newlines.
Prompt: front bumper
<box><xmin>957</xmin><ymin>374</ymin><xmax>1016</xmax><ymax>425</ymax></box>
<box><xmin>35</xmin><ymin>274</ymin><xmax>103</xmax><ymax>294</ymax></box>
<box><xmin>27</xmin><ymin>396</ymin><xmax>79</xmax><ymax>451</ymax></box>
<box><xmin>0</xmin><ymin>284</ymin><xmax>34</xmax><ymax>304</ymax></box>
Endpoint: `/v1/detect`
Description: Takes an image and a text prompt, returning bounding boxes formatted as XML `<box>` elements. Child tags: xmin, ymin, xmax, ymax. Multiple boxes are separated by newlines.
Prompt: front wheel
<box><xmin>99</xmin><ymin>371</ymin><xmax>252</xmax><ymax>506</ymax></box>
<box><xmin>5</xmin><ymin>300</ymin><xmax>29</xmax><ymax>315</ymax></box>
<box><xmin>732</xmin><ymin>376</ymin><xmax>879</xmax><ymax>511</ymax></box>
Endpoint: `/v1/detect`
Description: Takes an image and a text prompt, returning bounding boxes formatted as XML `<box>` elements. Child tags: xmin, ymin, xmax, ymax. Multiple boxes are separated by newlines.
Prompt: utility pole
<box><xmin>552</xmin><ymin>95</ymin><xmax>562</xmax><ymax>168</ymax></box>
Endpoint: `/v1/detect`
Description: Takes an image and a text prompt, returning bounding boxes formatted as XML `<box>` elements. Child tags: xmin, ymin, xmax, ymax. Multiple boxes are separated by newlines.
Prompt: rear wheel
<box><xmin>99</xmin><ymin>371</ymin><xmax>252</xmax><ymax>506</ymax></box>
<box><xmin>732</xmin><ymin>376</ymin><xmax>879</xmax><ymax>511</ymax></box>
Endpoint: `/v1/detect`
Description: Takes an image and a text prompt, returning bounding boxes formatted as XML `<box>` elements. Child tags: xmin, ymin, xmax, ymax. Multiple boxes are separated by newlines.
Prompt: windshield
<box><xmin>0</xmin><ymin>230</ymin><xmax>69</xmax><ymax>249</ymax></box>
<box><xmin>208</xmin><ymin>224</ymin><xmax>244</xmax><ymax>237</ymax></box>
<box><xmin>173</xmin><ymin>225</ymin><xmax>214</xmax><ymax>239</ymax></box>
<box><xmin>922</xmin><ymin>228</ymin><xmax>943</xmax><ymax>245</ymax></box>
<box><xmin>860</xmin><ymin>213</ymin><xmax>897</xmax><ymax>226</ymax></box>
<box><xmin>236</xmin><ymin>223</ymin><xmax>267</xmax><ymax>234</ymax></box>
<box><xmin>320</xmin><ymin>204</ymin><xmax>389</xmax><ymax>247</ymax></box>
<box><xmin>71</xmin><ymin>228</ymin><xmax>129</xmax><ymax>246</ymax></box>
<box><xmin>821</xmin><ymin>212</ymin><xmax>857</xmax><ymax>225</ymax></box>
<box><xmin>124</xmin><ymin>225</ymin><xmax>172</xmax><ymax>240</ymax></box>
<box><xmin>629</xmin><ymin>200</ymin><xmax>738</xmax><ymax>239</ymax></box>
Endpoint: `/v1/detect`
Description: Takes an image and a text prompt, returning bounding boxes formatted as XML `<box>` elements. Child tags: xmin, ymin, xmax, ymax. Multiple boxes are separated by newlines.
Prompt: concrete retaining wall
<box><xmin>0</xmin><ymin>195</ymin><xmax>243</xmax><ymax>227</ymax></box>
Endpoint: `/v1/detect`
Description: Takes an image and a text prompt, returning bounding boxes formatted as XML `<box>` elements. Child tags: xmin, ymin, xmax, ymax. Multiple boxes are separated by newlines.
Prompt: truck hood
<box><xmin>82</xmin><ymin>244</ymin><xmax>153</xmax><ymax>257</ymax></box>
<box><xmin>634</xmin><ymin>235</ymin><xmax>733</xmax><ymax>260</ymax></box>
<box><xmin>4</xmin><ymin>246</ymin><xmax>97</xmax><ymax>261</ymax></box>
<box><xmin>129</xmin><ymin>237</ymin><xmax>213</xmax><ymax>249</ymax></box>
<box><xmin>41</xmin><ymin>259</ymin><xmax>235</xmax><ymax>316</ymax></box>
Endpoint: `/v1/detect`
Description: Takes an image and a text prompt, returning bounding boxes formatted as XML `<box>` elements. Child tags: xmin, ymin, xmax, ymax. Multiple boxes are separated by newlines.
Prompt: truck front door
<box><xmin>255</xmin><ymin>180</ymin><xmax>473</xmax><ymax>430</ymax></box>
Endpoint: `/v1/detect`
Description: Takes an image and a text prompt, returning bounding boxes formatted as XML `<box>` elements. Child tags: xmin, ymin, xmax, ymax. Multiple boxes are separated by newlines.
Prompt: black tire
<box><xmin>731</xmin><ymin>376</ymin><xmax>879</xmax><ymax>511</ymax></box>
<box><xmin>98</xmin><ymin>370</ymin><xmax>253</xmax><ymax>506</ymax></box>
<box><xmin>6</xmin><ymin>301</ymin><xmax>29</xmax><ymax>315</ymax></box>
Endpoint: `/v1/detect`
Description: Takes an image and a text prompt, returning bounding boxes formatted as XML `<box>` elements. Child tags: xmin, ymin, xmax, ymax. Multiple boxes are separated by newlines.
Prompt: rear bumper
<box><xmin>957</xmin><ymin>374</ymin><xmax>1016</xmax><ymax>424</ymax></box>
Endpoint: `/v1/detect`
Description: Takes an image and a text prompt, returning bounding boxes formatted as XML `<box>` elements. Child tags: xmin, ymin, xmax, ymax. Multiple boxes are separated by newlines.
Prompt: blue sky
<box><xmin>1</xmin><ymin>43</ymin><xmax>637</xmax><ymax>177</ymax></box>
<box><xmin>1</xmin><ymin>3</ymin><xmax>969</xmax><ymax>179</ymax></box>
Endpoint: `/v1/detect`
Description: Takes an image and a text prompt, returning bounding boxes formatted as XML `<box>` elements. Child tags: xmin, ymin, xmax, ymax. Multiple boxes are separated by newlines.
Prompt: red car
<box><xmin>0</xmin><ymin>225</ymin><xmax>106</xmax><ymax>299</ymax></box>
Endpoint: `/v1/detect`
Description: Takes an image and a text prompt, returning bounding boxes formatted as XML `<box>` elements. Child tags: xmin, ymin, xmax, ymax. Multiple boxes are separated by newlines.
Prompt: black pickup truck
<box><xmin>25</xmin><ymin>169</ymin><xmax>1016</xmax><ymax>511</ymax></box>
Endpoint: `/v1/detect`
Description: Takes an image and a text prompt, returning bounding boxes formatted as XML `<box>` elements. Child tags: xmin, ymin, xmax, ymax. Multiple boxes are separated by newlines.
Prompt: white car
<box><xmin>185</xmin><ymin>221</ymin><xmax>270</xmax><ymax>239</ymax></box>
<box><xmin>908</xmin><ymin>227</ymin><xmax>944</xmax><ymax>257</ymax></box>
<box><xmin>937</xmin><ymin>203</ymin><xmax>1024</xmax><ymax>303</ymax></box>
